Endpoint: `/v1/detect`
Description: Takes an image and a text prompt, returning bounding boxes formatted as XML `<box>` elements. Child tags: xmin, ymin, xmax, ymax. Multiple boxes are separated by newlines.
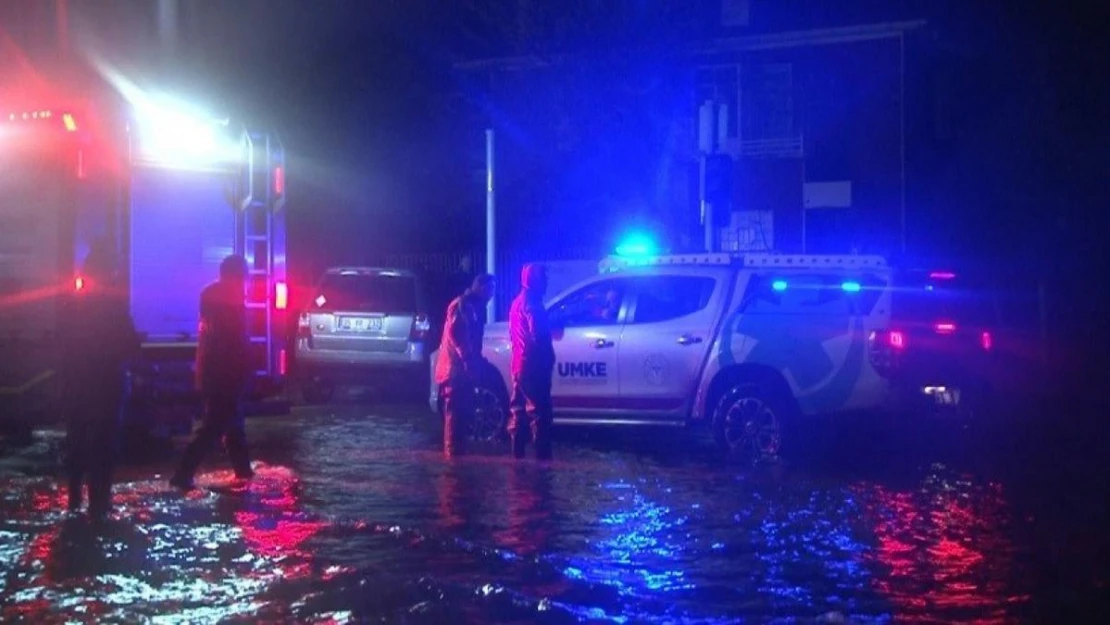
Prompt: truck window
<box><xmin>318</xmin><ymin>273</ymin><xmax>418</xmax><ymax>313</ymax></box>
<box><xmin>547</xmin><ymin>278</ymin><xmax>629</xmax><ymax>328</ymax></box>
<box><xmin>742</xmin><ymin>273</ymin><xmax>854</xmax><ymax>315</ymax></box>
<box><xmin>630</xmin><ymin>276</ymin><xmax>716</xmax><ymax>324</ymax></box>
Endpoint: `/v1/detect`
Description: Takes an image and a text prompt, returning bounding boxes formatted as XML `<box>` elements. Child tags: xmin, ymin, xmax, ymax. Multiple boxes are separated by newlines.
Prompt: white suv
<box><xmin>429</xmin><ymin>253</ymin><xmax>1003</xmax><ymax>458</ymax></box>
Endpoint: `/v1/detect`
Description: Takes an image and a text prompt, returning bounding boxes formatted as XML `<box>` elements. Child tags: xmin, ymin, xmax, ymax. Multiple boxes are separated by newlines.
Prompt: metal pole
<box><xmin>899</xmin><ymin>32</ymin><xmax>907</xmax><ymax>255</ymax></box>
<box><xmin>700</xmin><ymin>154</ymin><xmax>712</xmax><ymax>253</ymax></box>
<box><xmin>485</xmin><ymin>128</ymin><xmax>496</xmax><ymax>322</ymax></box>
<box><xmin>801</xmin><ymin>147</ymin><xmax>807</xmax><ymax>254</ymax></box>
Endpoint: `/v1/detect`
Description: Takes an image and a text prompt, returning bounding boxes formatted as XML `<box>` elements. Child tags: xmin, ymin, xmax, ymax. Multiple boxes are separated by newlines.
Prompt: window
<box><xmin>547</xmin><ymin>279</ymin><xmax>629</xmax><ymax>328</ymax></box>
<box><xmin>740</xmin><ymin>62</ymin><xmax>799</xmax><ymax>157</ymax></box>
<box><xmin>742</xmin><ymin>273</ymin><xmax>856</xmax><ymax>315</ymax></box>
<box><xmin>631</xmin><ymin>276</ymin><xmax>716</xmax><ymax>324</ymax></box>
<box><xmin>317</xmin><ymin>273</ymin><xmax>417</xmax><ymax>313</ymax></box>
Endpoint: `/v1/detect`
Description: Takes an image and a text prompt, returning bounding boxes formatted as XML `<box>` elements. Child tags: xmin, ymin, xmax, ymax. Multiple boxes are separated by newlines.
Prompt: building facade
<box><xmin>454</xmin><ymin>2</ymin><xmax>935</xmax><ymax>258</ymax></box>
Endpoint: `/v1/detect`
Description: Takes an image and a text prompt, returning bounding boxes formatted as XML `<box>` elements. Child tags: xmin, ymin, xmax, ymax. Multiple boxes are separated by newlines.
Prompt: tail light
<box><xmin>410</xmin><ymin>313</ymin><xmax>431</xmax><ymax>341</ymax></box>
<box><xmin>275</xmin><ymin>281</ymin><xmax>288</xmax><ymax>310</ymax></box>
<box><xmin>929</xmin><ymin>271</ymin><xmax>956</xmax><ymax>280</ymax></box>
<box><xmin>934</xmin><ymin>322</ymin><xmax>957</xmax><ymax>335</ymax></box>
<box><xmin>887</xmin><ymin>330</ymin><xmax>906</xmax><ymax>350</ymax></box>
<box><xmin>869</xmin><ymin>329</ymin><xmax>906</xmax><ymax>378</ymax></box>
<box><xmin>980</xmin><ymin>331</ymin><xmax>993</xmax><ymax>351</ymax></box>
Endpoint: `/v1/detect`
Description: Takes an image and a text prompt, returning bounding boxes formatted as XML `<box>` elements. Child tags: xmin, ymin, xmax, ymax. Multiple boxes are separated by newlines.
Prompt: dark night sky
<box><xmin>2</xmin><ymin>1</ymin><xmax>1106</xmax><ymax>281</ymax></box>
<box><xmin>182</xmin><ymin>0</ymin><xmax>1106</xmax><ymax>259</ymax></box>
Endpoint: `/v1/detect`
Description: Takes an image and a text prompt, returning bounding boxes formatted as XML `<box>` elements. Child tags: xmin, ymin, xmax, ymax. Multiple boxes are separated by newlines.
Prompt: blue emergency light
<box><xmin>841</xmin><ymin>281</ymin><xmax>862</xmax><ymax>293</ymax></box>
<box><xmin>615</xmin><ymin>233</ymin><xmax>657</xmax><ymax>257</ymax></box>
<box><xmin>772</xmin><ymin>280</ymin><xmax>788</xmax><ymax>291</ymax></box>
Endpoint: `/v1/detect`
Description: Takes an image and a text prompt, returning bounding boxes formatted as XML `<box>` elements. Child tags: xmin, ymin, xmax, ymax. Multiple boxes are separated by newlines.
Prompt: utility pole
<box><xmin>698</xmin><ymin>99</ymin><xmax>730</xmax><ymax>253</ymax></box>
<box><xmin>485</xmin><ymin>128</ymin><xmax>496</xmax><ymax>322</ymax></box>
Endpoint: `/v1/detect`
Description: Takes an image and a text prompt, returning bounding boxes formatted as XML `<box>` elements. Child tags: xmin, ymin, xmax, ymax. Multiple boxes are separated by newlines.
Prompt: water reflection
<box><xmin>857</xmin><ymin>465</ymin><xmax>1027</xmax><ymax>623</ymax></box>
<box><xmin>493</xmin><ymin>464</ymin><xmax>555</xmax><ymax>558</ymax></box>
<box><xmin>0</xmin><ymin>463</ymin><xmax>332</xmax><ymax>623</ymax></box>
<box><xmin>231</xmin><ymin>464</ymin><xmax>328</xmax><ymax>581</ymax></box>
<box><xmin>0</xmin><ymin>408</ymin><xmax>1087</xmax><ymax>623</ymax></box>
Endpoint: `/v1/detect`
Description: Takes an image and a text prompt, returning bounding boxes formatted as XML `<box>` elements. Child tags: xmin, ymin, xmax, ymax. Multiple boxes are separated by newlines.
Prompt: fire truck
<box><xmin>0</xmin><ymin>90</ymin><xmax>289</xmax><ymax>441</ymax></box>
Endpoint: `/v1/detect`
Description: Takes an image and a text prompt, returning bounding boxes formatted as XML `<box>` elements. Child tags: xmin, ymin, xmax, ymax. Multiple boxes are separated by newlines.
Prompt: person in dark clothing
<box><xmin>61</xmin><ymin>241</ymin><xmax>139</xmax><ymax>519</ymax></box>
<box><xmin>508</xmin><ymin>264</ymin><xmax>556</xmax><ymax>460</ymax></box>
<box><xmin>170</xmin><ymin>255</ymin><xmax>253</xmax><ymax>490</ymax></box>
<box><xmin>434</xmin><ymin>273</ymin><xmax>495</xmax><ymax>458</ymax></box>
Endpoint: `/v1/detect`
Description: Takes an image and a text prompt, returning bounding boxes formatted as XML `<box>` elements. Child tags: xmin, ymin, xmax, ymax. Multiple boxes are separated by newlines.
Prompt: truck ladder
<box><xmin>238</xmin><ymin>131</ymin><xmax>285</xmax><ymax>378</ymax></box>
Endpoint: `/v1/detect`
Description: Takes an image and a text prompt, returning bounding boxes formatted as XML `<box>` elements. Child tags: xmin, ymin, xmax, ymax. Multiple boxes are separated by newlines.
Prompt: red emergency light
<box><xmin>274</xmin><ymin>281</ymin><xmax>288</xmax><ymax>310</ymax></box>
<box><xmin>929</xmin><ymin>271</ymin><xmax>956</xmax><ymax>280</ymax></box>
<box><xmin>4</xmin><ymin>109</ymin><xmax>78</xmax><ymax>132</ymax></box>
<box><xmin>934</xmin><ymin>322</ymin><xmax>957</xmax><ymax>335</ymax></box>
<box><xmin>74</xmin><ymin>276</ymin><xmax>85</xmax><ymax>291</ymax></box>
<box><xmin>273</xmin><ymin>166</ymin><xmax>285</xmax><ymax>195</ymax></box>
<box><xmin>279</xmin><ymin>348</ymin><xmax>288</xmax><ymax>376</ymax></box>
<box><xmin>980</xmin><ymin>331</ymin><xmax>993</xmax><ymax>351</ymax></box>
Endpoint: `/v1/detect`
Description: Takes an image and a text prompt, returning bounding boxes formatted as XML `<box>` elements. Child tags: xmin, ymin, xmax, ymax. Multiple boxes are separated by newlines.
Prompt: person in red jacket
<box><xmin>434</xmin><ymin>273</ymin><xmax>495</xmax><ymax>458</ymax></box>
<box><xmin>508</xmin><ymin>264</ymin><xmax>556</xmax><ymax>460</ymax></box>
<box><xmin>61</xmin><ymin>241</ymin><xmax>139</xmax><ymax>519</ymax></box>
<box><xmin>170</xmin><ymin>255</ymin><xmax>253</xmax><ymax>490</ymax></box>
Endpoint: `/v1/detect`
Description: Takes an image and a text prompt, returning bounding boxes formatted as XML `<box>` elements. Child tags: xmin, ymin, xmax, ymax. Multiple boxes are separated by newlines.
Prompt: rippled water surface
<box><xmin>1</xmin><ymin>403</ymin><xmax>1107</xmax><ymax>623</ymax></box>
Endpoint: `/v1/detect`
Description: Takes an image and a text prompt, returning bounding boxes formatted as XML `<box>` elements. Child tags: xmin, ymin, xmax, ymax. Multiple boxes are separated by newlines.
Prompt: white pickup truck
<box><xmin>430</xmin><ymin>253</ymin><xmax>1003</xmax><ymax>459</ymax></box>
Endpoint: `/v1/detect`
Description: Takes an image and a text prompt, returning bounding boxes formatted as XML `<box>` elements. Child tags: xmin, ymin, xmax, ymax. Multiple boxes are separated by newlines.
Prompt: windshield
<box><xmin>316</xmin><ymin>273</ymin><xmax>418</xmax><ymax>314</ymax></box>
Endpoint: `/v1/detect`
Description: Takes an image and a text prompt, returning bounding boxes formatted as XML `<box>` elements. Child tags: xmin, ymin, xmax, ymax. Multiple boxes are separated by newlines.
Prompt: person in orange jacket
<box><xmin>508</xmin><ymin>264</ymin><xmax>556</xmax><ymax>460</ymax></box>
<box><xmin>434</xmin><ymin>273</ymin><xmax>495</xmax><ymax>458</ymax></box>
<box><xmin>170</xmin><ymin>255</ymin><xmax>253</xmax><ymax>490</ymax></box>
<box><xmin>61</xmin><ymin>240</ymin><xmax>139</xmax><ymax>518</ymax></box>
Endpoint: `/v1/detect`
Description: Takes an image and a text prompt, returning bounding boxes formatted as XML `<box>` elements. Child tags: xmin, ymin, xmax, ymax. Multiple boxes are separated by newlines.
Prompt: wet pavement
<box><xmin>2</xmin><ymin>397</ymin><xmax>1109</xmax><ymax>624</ymax></box>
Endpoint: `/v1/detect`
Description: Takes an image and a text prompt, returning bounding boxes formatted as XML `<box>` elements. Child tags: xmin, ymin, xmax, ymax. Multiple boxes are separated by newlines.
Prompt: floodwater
<box><xmin>1</xmin><ymin>401</ymin><xmax>1108</xmax><ymax>624</ymax></box>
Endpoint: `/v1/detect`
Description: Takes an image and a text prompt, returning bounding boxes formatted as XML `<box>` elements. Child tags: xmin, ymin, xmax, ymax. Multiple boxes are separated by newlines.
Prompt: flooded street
<box><xmin>2</xmin><ymin>400</ymin><xmax>1108</xmax><ymax>624</ymax></box>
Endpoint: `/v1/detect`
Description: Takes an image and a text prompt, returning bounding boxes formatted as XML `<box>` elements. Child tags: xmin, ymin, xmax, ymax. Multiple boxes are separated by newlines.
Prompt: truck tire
<box><xmin>711</xmin><ymin>378</ymin><xmax>795</xmax><ymax>463</ymax></box>
<box><xmin>470</xmin><ymin>380</ymin><xmax>509</xmax><ymax>443</ymax></box>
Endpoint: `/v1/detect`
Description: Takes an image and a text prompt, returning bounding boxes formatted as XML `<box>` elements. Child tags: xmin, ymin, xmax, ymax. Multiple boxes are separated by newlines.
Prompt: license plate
<box><xmin>923</xmin><ymin>386</ymin><xmax>961</xmax><ymax>406</ymax></box>
<box><xmin>337</xmin><ymin>316</ymin><xmax>382</xmax><ymax>332</ymax></box>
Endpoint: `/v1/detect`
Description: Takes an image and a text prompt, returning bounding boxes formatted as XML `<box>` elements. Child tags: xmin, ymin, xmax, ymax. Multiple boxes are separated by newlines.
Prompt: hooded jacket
<box><xmin>509</xmin><ymin>265</ymin><xmax>555</xmax><ymax>378</ymax></box>
<box><xmin>435</xmin><ymin>290</ymin><xmax>485</xmax><ymax>384</ymax></box>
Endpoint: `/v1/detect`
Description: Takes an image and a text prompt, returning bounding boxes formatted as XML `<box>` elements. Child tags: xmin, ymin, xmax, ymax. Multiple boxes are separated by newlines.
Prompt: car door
<box><xmin>545</xmin><ymin>276</ymin><xmax>632</xmax><ymax>414</ymax></box>
<box><xmin>617</xmin><ymin>272</ymin><xmax>724</xmax><ymax>419</ymax></box>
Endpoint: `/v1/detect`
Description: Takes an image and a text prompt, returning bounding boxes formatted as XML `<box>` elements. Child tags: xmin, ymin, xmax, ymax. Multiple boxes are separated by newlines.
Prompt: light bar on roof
<box><xmin>841</xmin><ymin>281</ymin><xmax>862</xmax><ymax>292</ymax></box>
<box><xmin>131</xmin><ymin>98</ymin><xmax>237</xmax><ymax>167</ymax></box>
<box><xmin>742</xmin><ymin>254</ymin><xmax>888</xmax><ymax>268</ymax></box>
<box><xmin>599</xmin><ymin>253</ymin><xmax>889</xmax><ymax>273</ymax></box>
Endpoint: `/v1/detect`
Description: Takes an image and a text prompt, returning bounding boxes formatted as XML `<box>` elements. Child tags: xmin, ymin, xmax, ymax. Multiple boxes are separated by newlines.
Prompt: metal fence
<box><xmin>359</xmin><ymin>246</ymin><xmax>599</xmax><ymax>320</ymax></box>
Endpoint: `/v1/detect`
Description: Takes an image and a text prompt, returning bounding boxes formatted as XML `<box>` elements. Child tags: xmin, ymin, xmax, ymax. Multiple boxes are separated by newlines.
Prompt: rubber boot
<box><xmin>510</xmin><ymin>430</ymin><xmax>528</xmax><ymax>459</ymax></box>
<box><xmin>532</xmin><ymin>420</ymin><xmax>552</xmax><ymax>461</ymax></box>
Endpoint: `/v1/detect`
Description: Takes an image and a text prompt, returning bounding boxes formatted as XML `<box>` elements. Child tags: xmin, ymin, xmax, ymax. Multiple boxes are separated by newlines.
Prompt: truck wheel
<box><xmin>711</xmin><ymin>380</ymin><xmax>793</xmax><ymax>463</ymax></box>
<box><xmin>303</xmin><ymin>379</ymin><xmax>335</xmax><ymax>404</ymax></box>
<box><xmin>470</xmin><ymin>382</ymin><xmax>509</xmax><ymax>442</ymax></box>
